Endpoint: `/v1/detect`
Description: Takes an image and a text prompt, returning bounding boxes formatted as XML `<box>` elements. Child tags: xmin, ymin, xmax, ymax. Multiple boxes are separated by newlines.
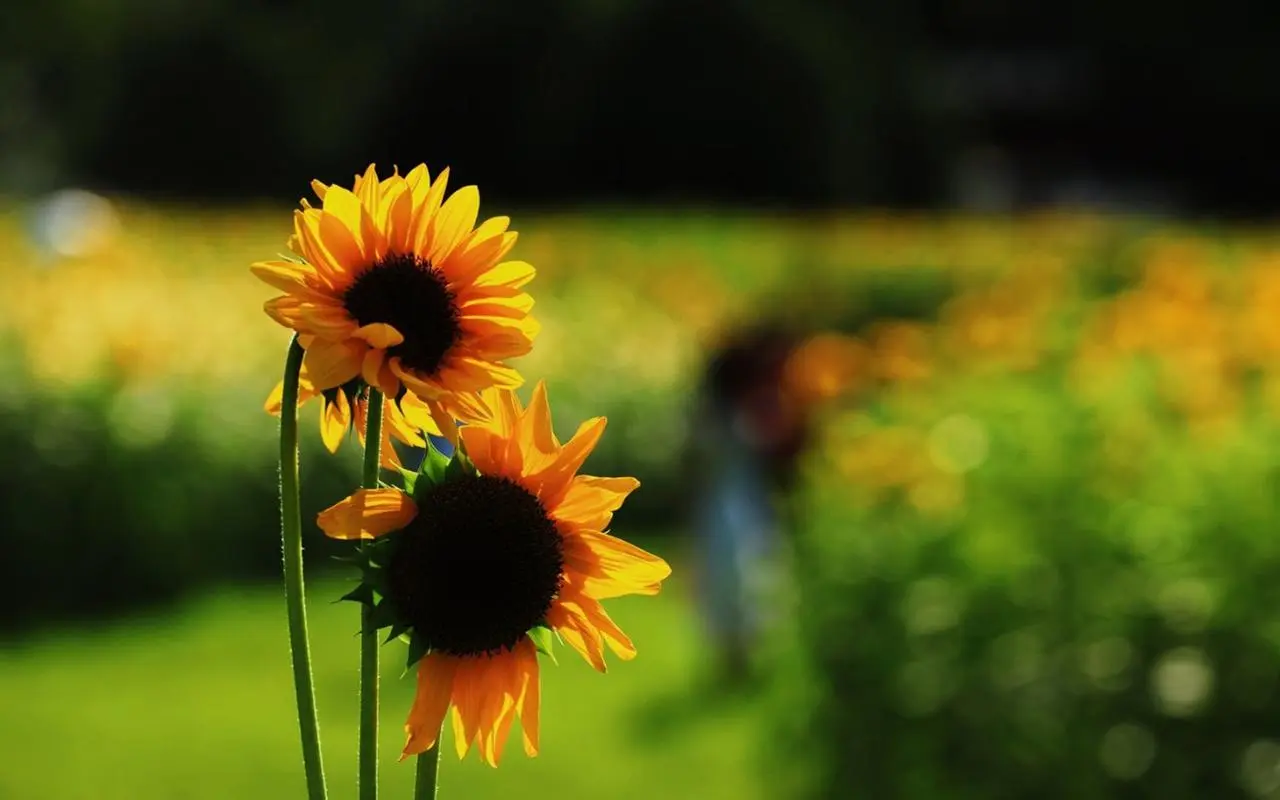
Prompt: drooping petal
<box><xmin>511</xmin><ymin>639</ymin><xmax>540</xmax><ymax>758</ymax></box>
<box><xmin>316</xmin><ymin>488</ymin><xmax>417</xmax><ymax>540</ymax></box>
<box><xmin>402</xmin><ymin>653</ymin><xmax>459</xmax><ymax>758</ymax></box>
<box><xmin>302</xmin><ymin>338</ymin><xmax>365</xmax><ymax>390</ymax></box>
<box><xmin>320</xmin><ymin>390</ymin><xmax>352</xmax><ymax>453</ymax></box>
<box><xmin>546</xmin><ymin>600</ymin><xmax>607</xmax><ymax>672</ymax></box>
<box><xmin>353</xmin><ymin>322</ymin><xmax>405</xmax><ymax>349</ymax></box>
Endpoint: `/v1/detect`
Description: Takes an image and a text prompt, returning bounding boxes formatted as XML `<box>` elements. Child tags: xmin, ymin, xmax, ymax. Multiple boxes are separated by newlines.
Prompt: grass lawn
<box><xmin>0</xmin><ymin>559</ymin><xmax>766</xmax><ymax>799</ymax></box>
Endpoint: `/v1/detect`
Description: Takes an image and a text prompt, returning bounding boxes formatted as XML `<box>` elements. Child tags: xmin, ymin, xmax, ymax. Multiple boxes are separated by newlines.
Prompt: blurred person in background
<box><xmin>686</xmin><ymin>324</ymin><xmax>811</xmax><ymax>683</ymax></box>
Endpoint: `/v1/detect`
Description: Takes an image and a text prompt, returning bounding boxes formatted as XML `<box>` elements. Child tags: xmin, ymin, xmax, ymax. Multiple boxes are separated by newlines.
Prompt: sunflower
<box><xmin>251</xmin><ymin>164</ymin><xmax>539</xmax><ymax>434</ymax></box>
<box><xmin>316</xmin><ymin>382</ymin><xmax>671</xmax><ymax>766</ymax></box>
<box><xmin>264</xmin><ymin>368</ymin><xmax>445</xmax><ymax>470</ymax></box>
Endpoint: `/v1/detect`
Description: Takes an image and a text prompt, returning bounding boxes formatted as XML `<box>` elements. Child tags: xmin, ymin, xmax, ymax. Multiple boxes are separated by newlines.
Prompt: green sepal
<box><xmin>396</xmin><ymin>467</ymin><xmax>418</xmax><ymax>496</ymax></box>
<box><xmin>528</xmin><ymin>626</ymin><xmax>558</xmax><ymax>665</ymax></box>
<box><xmin>362</xmin><ymin>563</ymin><xmax>390</xmax><ymax>596</ymax></box>
<box><xmin>363</xmin><ymin>598</ymin><xmax>401</xmax><ymax>633</ymax></box>
<box><xmin>417</xmin><ymin>440</ymin><xmax>451</xmax><ymax>487</ymax></box>
<box><xmin>445</xmin><ymin>445</ymin><xmax>478</xmax><ymax>481</ymax></box>
<box><xmin>383</xmin><ymin>621</ymin><xmax>413</xmax><ymax>645</ymax></box>
<box><xmin>404</xmin><ymin>632</ymin><xmax>430</xmax><ymax>674</ymax></box>
<box><xmin>337</xmin><ymin>583</ymin><xmax>376</xmax><ymax>607</ymax></box>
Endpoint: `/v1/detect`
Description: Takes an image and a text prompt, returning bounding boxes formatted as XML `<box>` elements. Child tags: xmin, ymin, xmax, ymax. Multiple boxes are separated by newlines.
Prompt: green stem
<box><xmin>414</xmin><ymin>742</ymin><xmax>442</xmax><ymax>800</ymax></box>
<box><xmin>279</xmin><ymin>335</ymin><xmax>329</xmax><ymax>800</ymax></box>
<box><xmin>358</xmin><ymin>389</ymin><xmax>385</xmax><ymax>800</ymax></box>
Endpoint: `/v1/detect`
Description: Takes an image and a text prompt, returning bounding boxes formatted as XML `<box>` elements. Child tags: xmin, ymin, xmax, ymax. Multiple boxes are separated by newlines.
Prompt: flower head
<box><xmin>317</xmin><ymin>382</ymin><xmax>671</xmax><ymax>765</ymax></box>
<box><xmin>252</xmin><ymin>164</ymin><xmax>539</xmax><ymax>432</ymax></box>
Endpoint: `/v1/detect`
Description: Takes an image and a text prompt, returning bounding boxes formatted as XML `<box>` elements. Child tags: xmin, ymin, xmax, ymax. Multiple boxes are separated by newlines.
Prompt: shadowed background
<box><xmin>4</xmin><ymin>2</ymin><xmax>1280</xmax><ymax>798</ymax></box>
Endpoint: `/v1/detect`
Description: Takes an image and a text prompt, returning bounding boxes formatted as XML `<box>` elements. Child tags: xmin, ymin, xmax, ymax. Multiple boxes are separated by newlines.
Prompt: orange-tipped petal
<box><xmin>547</xmin><ymin>601</ymin><xmax>606</xmax><ymax>672</ymax></box>
<box><xmin>514</xmin><ymin>639</ymin><xmax>541</xmax><ymax>757</ymax></box>
<box><xmin>316</xmin><ymin>489</ymin><xmax>417</xmax><ymax>540</ymax></box>
<box><xmin>402</xmin><ymin>654</ymin><xmax>459</xmax><ymax>758</ymax></box>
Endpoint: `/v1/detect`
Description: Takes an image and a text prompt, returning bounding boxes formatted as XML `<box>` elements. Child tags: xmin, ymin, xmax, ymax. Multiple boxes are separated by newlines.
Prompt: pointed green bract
<box><xmin>528</xmin><ymin>626</ymin><xmax>558</xmax><ymax>665</ymax></box>
<box><xmin>404</xmin><ymin>632</ymin><xmax>430</xmax><ymax>674</ymax></box>
<box><xmin>417</xmin><ymin>440</ymin><xmax>450</xmax><ymax>487</ymax></box>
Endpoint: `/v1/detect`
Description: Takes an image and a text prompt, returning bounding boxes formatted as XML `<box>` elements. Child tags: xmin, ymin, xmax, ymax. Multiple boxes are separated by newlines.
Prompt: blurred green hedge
<box><xmin>775</xmin><ymin>365</ymin><xmax>1280</xmax><ymax>799</ymax></box>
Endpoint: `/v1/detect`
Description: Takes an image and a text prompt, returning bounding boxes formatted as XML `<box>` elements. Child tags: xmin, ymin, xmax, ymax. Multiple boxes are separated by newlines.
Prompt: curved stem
<box><xmin>279</xmin><ymin>334</ymin><xmax>329</xmax><ymax>800</ymax></box>
<box><xmin>414</xmin><ymin>741</ymin><xmax>442</xmax><ymax>800</ymax></box>
<box><xmin>358</xmin><ymin>389</ymin><xmax>385</xmax><ymax>800</ymax></box>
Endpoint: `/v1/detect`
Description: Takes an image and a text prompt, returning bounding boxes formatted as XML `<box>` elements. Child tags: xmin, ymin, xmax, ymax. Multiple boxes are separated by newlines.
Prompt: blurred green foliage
<box><xmin>777</xmin><ymin>266</ymin><xmax>1280</xmax><ymax>797</ymax></box>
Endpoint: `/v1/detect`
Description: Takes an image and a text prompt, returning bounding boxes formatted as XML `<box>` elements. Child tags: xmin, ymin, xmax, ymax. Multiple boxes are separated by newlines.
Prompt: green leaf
<box><xmin>528</xmin><ymin>626</ymin><xmax>558</xmax><ymax>665</ymax></box>
<box><xmin>404</xmin><ymin>633</ymin><xmax>430</xmax><ymax>674</ymax></box>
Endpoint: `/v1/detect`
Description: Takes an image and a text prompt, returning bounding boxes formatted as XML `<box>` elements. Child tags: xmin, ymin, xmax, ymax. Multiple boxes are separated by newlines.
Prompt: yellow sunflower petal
<box><xmin>353</xmin><ymin>322</ymin><xmax>405</xmax><ymax>349</ymax></box>
<box><xmin>551</xmin><ymin>476</ymin><xmax>640</xmax><ymax>530</ymax></box>
<box><xmin>320</xmin><ymin>390</ymin><xmax>351</xmax><ymax>453</ymax></box>
<box><xmin>546</xmin><ymin>601</ymin><xmax>607</xmax><ymax>672</ymax></box>
<box><xmin>316</xmin><ymin>488</ymin><xmax>417</xmax><ymax>540</ymax></box>
<box><xmin>263</xmin><ymin>296</ymin><xmax>308</xmax><ymax>328</ymax></box>
<box><xmin>562</xmin><ymin>530</ymin><xmax>672</xmax><ymax>599</ymax></box>
<box><xmin>429</xmin><ymin>185</ymin><xmax>481</xmax><ymax>265</ymax></box>
<box><xmin>317</xmin><ymin>204</ymin><xmax>367</xmax><ymax>272</ymax></box>
<box><xmin>301</xmin><ymin>338</ymin><xmax>365</xmax><ymax>391</ymax></box>
<box><xmin>450</xmin><ymin>656</ymin><xmax>491</xmax><ymax>760</ymax></box>
<box><xmin>398</xmin><ymin>393</ymin><xmax>444</xmax><ymax>438</ymax></box>
<box><xmin>472</xmin><ymin>260</ymin><xmax>535</xmax><ymax>289</ymax></box>
<box><xmin>402</xmin><ymin>653</ymin><xmax>459</xmax><ymax>759</ymax></box>
<box><xmin>385</xmin><ymin>399</ymin><xmax>426</xmax><ymax>448</ymax></box>
<box><xmin>404</xmin><ymin>164</ymin><xmax>430</xmax><ymax>193</ymax></box>
<box><xmin>411</xmin><ymin>167</ymin><xmax>451</xmax><ymax>253</ymax></box>
<box><xmin>249</xmin><ymin>260</ymin><xmax>329</xmax><ymax>300</ymax></box>
<box><xmin>475</xmin><ymin>653</ymin><xmax>519</xmax><ymax>767</ymax></box>
<box><xmin>297</xmin><ymin>303</ymin><xmax>359</xmax><ymax>338</ymax></box>
<box><xmin>384</xmin><ymin>179</ymin><xmax>415</xmax><ymax>254</ymax></box>
<box><xmin>574</xmin><ymin>594</ymin><xmax>638</xmax><ymax>660</ymax></box>
<box><xmin>361</xmin><ymin>348</ymin><xmax>399</xmax><ymax>397</ymax></box>
<box><xmin>514</xmin><ymin>639</ymin><xmax>540</xmax><ymax>757</ymax></box>
<box><xmin>532</xmin><ymin>417</ymin><xmax>608</xmax><ymax>503</ymax></box>
<box><xmin>354</xmin><ymin>164</ymin><xmax>381</xmax><ymax>222</ymax></box>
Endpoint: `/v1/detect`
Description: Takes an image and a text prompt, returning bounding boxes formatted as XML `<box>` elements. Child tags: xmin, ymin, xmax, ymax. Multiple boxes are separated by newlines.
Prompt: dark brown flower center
<box><xmin>387</xmin><ymin>474</ymin><xmax>565</xmax><ymax>656</ymax></box>
<box><xmin>342</xmin><ymin>253</ymin><xmax>461</xmax><ymax>376</ymax></box>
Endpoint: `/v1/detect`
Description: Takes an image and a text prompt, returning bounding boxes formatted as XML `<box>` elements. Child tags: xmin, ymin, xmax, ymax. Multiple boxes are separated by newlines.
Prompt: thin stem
<box><xmin>413</xmin><ymin>742</ymin><xmax>442</xmax><ymax>800</ymax></box>
<box><xmin>358</xmin><ymin>389</ymin><xmax>385</xmax><ymax>800</ymax></box>
<box><xmin>279</xmin><ymin>334</ymin><xmax>329</xmax><ymax>800</ymax></box>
